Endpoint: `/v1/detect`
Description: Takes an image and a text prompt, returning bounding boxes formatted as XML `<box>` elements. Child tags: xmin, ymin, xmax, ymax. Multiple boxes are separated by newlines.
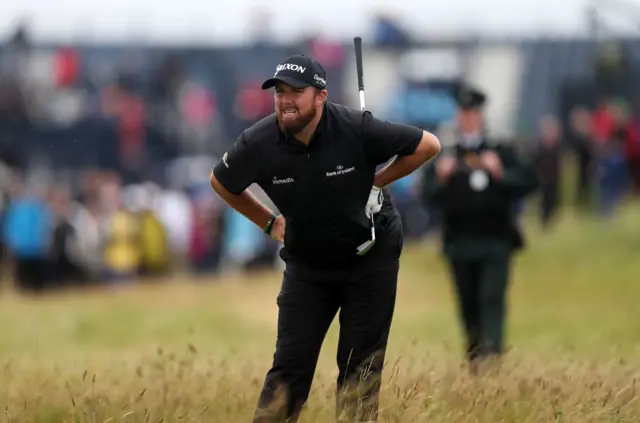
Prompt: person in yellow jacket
<box><xmin>101</xmin><ymin>204</ymin><xmax>140</xmax><ymax>282</ymax></box>
<box><xmin>137</xmin><ymin>203</ymin><xmax>170</xmax><ymax>278</ymax></box>
<box><xmin>99</xmin><ymin>180</ymin><xmax>140</xmax><ymax>283</ymax></box>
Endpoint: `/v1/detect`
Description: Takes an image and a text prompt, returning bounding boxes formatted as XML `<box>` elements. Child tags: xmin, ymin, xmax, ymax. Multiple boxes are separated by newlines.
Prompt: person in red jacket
<box><xmin>592</xmin><ymin>99</ymin><xmax>631</xmax><ymax>216</ymax></box>
<box><xmin>624</xmin><ymin>116</ymin><xmax>640</xmax><ymax>195</ymax></box>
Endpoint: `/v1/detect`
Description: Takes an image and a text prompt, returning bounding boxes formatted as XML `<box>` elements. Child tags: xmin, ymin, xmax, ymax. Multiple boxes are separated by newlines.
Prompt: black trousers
<box><xmin>448</xmin><ymin>255</ymin><xmax>511</xmax><ymax>363</ymax></box>
<box><xmin>15</xmin><ymin>257</ymin><xmax>49</xmax><ymax>293</ymax></box>
<box><xmin>540</xmin><ymin>182</ymin><xmax>559</xmax><ymax>227</ymax></box>
<box><xmin>576</xmin><ymin>153</ymin><xmax>593</xmax><ymax>207</ymax></box>
<box><xmin>253</xmin><ymin>258</ymin><xmax>399</xmax><ymax>423</ymax></box>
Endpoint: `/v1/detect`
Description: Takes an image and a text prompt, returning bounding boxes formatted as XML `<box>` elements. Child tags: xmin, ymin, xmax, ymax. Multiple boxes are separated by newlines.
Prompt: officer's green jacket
<box><xmin>422</xmin><ymin>140</ymin><xmax>539</xmax><ymax>261</ymax></box>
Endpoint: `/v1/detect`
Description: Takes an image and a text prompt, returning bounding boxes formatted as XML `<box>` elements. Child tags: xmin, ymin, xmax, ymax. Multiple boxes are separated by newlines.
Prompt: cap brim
<box><xmin>459</xmin><ymin>103</ymin><xmax>483</xmax><ymax>110</ymax></box>
<box><xmin>261</xmin><ymin>76</ymin><xmax>310</xmax><ymax>90</ymax></box>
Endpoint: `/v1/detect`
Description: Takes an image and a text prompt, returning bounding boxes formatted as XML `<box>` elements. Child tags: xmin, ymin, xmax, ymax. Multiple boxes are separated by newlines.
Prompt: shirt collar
<box><xmin>460</xmin><ymin>130</ymin><xmax>483</xmax><ymax>147</ymax></box>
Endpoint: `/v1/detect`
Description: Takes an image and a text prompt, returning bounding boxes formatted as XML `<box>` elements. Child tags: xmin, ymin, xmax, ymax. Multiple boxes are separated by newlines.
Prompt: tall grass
<box><xmin>0</xmin><ymin>183</ymin><xmax>638</xmax><ymax>421</ymax></box>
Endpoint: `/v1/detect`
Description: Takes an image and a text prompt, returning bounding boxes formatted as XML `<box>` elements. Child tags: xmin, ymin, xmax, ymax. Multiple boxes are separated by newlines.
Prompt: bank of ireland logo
<box><xmin>326</xmin><ymin>164</ymin><xmax>355</xmax><ymax>177</ymax></box>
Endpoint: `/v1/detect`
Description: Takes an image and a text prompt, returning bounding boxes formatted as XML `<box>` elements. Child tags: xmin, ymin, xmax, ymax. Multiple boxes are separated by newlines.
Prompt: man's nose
<box><xmin>280</xmin><ymin>91</ymin><xmax>298</xmax><ymax>101</ymax></box>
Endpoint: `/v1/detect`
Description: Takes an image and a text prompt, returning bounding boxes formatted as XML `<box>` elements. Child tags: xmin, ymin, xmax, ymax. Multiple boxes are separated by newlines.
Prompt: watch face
<box><xmin>469</xmin><ymin>169</ymin><xmax>489</xmax><ymax>192</ymax></box>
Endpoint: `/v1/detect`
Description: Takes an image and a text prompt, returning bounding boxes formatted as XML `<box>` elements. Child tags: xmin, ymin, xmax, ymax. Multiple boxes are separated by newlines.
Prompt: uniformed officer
<box><xmin>421</xmin><ymin>83</ymin><xmax>538</xmax><ymax>372</ymax></box>
<box><xmin>210</xmin><ymin>54</ymin><xmax>441</xmax><ymax>423</ymax></box>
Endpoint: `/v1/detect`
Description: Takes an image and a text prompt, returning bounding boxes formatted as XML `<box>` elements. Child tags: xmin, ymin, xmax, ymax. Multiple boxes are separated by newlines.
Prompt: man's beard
<box><xmin>278</xmin><ymin>107</ymin><xmax>317</xmax><ymax>135</ymax></box>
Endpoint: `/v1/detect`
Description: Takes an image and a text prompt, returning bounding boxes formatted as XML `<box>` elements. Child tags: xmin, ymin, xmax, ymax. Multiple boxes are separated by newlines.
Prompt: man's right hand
<box><xmin>436</xmin><ymin>155</ymin><xmax>458</xmax><ymax>182</ymax></box>
<box><xmin>270</xmin><ymin>215</ymin><xmax>286</xmax><ymax>243</ymax></box>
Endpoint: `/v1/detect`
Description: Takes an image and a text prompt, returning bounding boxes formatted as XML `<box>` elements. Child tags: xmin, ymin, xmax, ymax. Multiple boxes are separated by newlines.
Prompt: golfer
<box><xmin>210</xmin><ymin>54</ymin><xmax>441</xmax><ymax>423</ymax></box>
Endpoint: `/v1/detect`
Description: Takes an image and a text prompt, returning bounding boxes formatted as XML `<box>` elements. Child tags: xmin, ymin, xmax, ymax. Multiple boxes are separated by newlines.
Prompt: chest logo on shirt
<box><xmin>326</xmin><ymin>165</ymin><xmax>355</xmax><ymax>177</ymax></box>
<box><xmin>273</xmin><ymin>176</ymin><xmax>295</xmax><ymax>185</ymax></box>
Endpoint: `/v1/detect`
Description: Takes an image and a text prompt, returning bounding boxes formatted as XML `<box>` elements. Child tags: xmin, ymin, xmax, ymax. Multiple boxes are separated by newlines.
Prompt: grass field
<box><xmin>0</xmin><ymin>203</ymin><xmax>639</xmax><ymax>423</ymax></box>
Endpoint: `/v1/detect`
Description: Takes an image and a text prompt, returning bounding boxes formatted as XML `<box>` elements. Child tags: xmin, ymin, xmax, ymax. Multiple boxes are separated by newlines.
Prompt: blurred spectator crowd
<box><xmin>527</xmin><ymin>98</ymin><xmax>640</xmax><ymax>229</ymax></box>
<box><xmin>0</xmin><ymin>21</ymin><xmax>639</xmax><ymax>293</ymax></box>
<box><xmin>0</xmin><ymin>167</ymin><xmax>226</xmax><ymax>292</ymax></box>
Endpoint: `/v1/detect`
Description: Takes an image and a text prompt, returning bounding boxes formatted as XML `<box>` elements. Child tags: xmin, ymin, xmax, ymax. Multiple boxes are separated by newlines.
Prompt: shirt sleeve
<box><xmin>212</xmin><ymin>133</ymin><xmax>259</xmax><ymax>195</ymax></box>
<box><xmin>361</xmin><ymin>111</ymin><xmax>424</xmax><ymax>166</ymax></box>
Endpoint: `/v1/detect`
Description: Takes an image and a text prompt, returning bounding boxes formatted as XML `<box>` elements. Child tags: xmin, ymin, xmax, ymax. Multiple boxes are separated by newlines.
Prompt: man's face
<box><xmin>274</xmin><ymin>82</ymin><xmax>325</xmax><ymax>134</ymax></box>
<box><xmin>570</xmin><ymin>108</ymin><xmax>592</xmax><ymax>135</ymax></box>
<box><xmin>539</xmin><ymin>116</ymin><xmax>562</xmax><ymax>146</ymax></box>
<box><xmin>457</xmin><ymin>108</ymin><xmax>482</xmax><ymax>133</ymax></box>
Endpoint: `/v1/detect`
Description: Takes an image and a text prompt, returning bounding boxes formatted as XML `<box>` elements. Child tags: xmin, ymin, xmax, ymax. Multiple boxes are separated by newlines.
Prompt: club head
<box><xmin>356</xmin><ymin>239</ymin><xmax>376</xmax><ymax>256</ymax></box>
<box><xmin>356</xmin><ymin>215</ymin><xmax>376</xmax><ymax>256</ymax></box>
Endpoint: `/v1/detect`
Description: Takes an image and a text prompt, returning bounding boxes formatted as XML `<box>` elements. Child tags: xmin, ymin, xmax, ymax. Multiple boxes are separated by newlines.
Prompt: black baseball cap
<box><xmin>261</xmin><ymin>54</ymin><xmax>327</xmax><ymax>90</ymax></box>
<box><xmin>453</xmin><ymin>83</ymin><xmax>487</xmax><ymax>110</ymax></box>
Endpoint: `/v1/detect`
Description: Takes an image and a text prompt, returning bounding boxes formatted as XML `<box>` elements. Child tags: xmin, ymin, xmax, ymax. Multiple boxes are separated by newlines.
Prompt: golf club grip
<box><xmin>354</xmin><ymin>37</ymin><xmax>364</xmax><ymax>91</ymax></box>
<box><xmin>353</xmin><ymin>37</ymin><xmax>365</xmax><ymax>110</ymax></box>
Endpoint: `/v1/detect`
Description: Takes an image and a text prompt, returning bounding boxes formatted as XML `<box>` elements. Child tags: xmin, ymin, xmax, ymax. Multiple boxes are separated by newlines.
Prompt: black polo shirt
<box><xmin>213</xmin><ymin>101</ymin><xmax>423</xmax><ymax>268</ymax></box>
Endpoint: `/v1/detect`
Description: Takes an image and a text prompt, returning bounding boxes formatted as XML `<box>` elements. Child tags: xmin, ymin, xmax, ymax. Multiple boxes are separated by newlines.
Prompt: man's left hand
<box><xmin>480</xmin><ymin>151</ymin><xmax>503</xmax><ymax>179</ymax></box>
<box><xmin>365</xmin><ymin>186</ymin><xmax>384</xmax><ymax>219</ymax></box>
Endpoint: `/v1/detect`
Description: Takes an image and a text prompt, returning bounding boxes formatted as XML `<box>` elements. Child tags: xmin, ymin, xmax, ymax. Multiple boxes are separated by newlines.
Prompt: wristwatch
<box><xmin>263</xmin><ymin>214</ymin><xmax>277</xmax><ymax>235</ymax></box>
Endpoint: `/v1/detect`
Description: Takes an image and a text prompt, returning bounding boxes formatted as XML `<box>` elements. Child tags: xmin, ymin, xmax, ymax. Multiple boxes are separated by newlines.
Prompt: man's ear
<box><xmin>316</xmin><ymin>89</ymin><xmax>328</xmax><ymax>106</ymax></box>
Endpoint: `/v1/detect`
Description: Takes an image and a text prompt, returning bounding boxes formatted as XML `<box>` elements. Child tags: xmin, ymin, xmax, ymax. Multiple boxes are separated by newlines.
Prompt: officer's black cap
<box><xmin>261</xmin><ymin>54</ymin><xmax>327</xmax><ymax>90</ymax></box>
<box><xmin>453</xmin><ymin>83</ymin><xmax>487</xmax><ymax>110</ymax></box>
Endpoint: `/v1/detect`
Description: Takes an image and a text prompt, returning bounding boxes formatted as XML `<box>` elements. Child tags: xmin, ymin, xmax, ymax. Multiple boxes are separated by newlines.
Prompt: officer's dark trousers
<box><xmin>448</xmin><ymin>255</ymin><xmax>511</xmax><ymax>362</ymax></box>
<box><xmin>540</xmin><ymin>182</ymin><xmax>559</xmax><ymax>227</ymax></box>
<box><xmin>252</xmin><ymin>258</ymin><xmax>399</xmax><ymax>423</ymax></box>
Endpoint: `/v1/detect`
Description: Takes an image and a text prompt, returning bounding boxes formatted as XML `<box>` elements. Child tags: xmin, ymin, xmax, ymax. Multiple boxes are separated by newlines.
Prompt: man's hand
<box><xmin>270</xmin><ymin>215</ymin><xmax>286</xmax><ymax>243</ymax></box>
<box><xmin>480</xmin><ymin>151</ymin><xmax>503</xmax><ymax>179</ymax></box>
<box><xmin>365</xmin><ymin>186</ymin><xmax>384</xmax><ymax>219</ymax></box>
<box><xmin>436</xmin><ymin>155</ymin><xmax>458</xmax><ymax>182</ymax></box>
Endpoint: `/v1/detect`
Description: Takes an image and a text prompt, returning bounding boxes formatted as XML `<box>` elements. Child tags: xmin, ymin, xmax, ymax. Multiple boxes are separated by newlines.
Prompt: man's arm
<box><xmin>373</xmin><ymin>131</ymin><xmax>441</xmax><ymax>188</ymax></box>
<box><xmin>209</xmin><ymin>174</ymin><xmax>276</xmax><ymax>230</ymax></box>
<box><xmin>210</xmin><ymin>134</ymin><xmax>277</xmax><ymax>231</ymax></box>
<box><xmin>360</xmin><ymin>111</ymin><xmax>441</xmax><ymax>188</ymax></box>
